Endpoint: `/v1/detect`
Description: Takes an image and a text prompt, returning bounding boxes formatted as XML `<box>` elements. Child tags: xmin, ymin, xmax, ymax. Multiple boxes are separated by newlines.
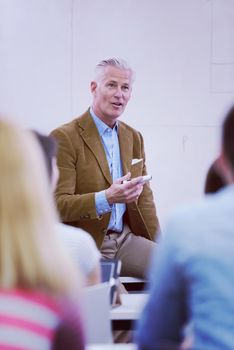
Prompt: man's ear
<box><xmin>216</xmin><ymin>152</ymin><xmax>233</xmax><ymax>185</ymax></box>
<box><xmin>91</xmin><ymin>81</ymin><xmax>97</xmax><ymax>94</ymax></box>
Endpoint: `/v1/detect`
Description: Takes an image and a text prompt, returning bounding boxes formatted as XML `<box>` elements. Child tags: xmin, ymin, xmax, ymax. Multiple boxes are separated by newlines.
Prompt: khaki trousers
<box><xmin>100</xmin><ymin>225</ymin><xmax>156</xmax><ymax>278</ymax></box>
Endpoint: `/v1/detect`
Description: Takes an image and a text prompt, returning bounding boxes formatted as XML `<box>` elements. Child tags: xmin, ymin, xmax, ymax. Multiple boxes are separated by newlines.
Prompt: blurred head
<box><xmin>0</xmin><ymin>119</ymin><xmax>80</xmax><ymax>295</ymax></box>
<box><xmin>91</xmin><ymin>58</ymin><xmax>134</xmax><ymax>127</ymax></box>
<box><xmin>204</xmin><ymin>159</ymin><xmax>226</xmax><ymax>194</ymax></box>
<box><xmin>218</xmin><ymin>105</ymin><xmax>234</xmax><ymax>184</ymax></box>
<box><xmin>32</xmin><ymin>131</ymin><xmax>59</xmax><ymax>191</ymax></box>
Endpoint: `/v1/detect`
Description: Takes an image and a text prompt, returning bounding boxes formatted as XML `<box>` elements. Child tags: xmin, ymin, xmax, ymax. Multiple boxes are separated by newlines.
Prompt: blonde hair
<box><xmin>0</xmin><ymin>119</ymin><xmax>82</xmax><ymax>297</ymax></box>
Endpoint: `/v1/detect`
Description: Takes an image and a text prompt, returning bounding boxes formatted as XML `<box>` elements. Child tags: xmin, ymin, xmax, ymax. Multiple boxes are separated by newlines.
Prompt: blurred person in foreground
<box><xmin>33</xmin><ymin>130</ymin><xmax>101</xmax><ymax>286</ymax></box>
<box><xmin>51</xmin><ymin>58</ymin><xmax>160</xmax><ymax>279</ymax></box>
<box><xmin>136</xmin><ymin>105</ymin><xmax>234</xmax><ymax>350</ymax></box>
<box><xmin>33</xmin><ymin>130</ymin><xmax>131</xmax><ymax>343</ymax></box>
<box><xmin>0</xmin><ymin>119</ymin><xmax>85</xmax><ymax>349</ymax></box>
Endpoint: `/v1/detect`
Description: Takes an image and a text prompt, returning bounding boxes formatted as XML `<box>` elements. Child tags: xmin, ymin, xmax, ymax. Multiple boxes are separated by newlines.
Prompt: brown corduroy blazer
<box><xmin>51</xmin><ymin>110</ymin><xmax>160</xmax><ymax>248</ymax></box>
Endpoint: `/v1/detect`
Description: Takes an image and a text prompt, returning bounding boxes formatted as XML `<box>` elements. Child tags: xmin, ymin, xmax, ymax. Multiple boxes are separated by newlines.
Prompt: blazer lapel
<box><xmin>78</xmin><ymin>112</ymin><xmax>112</xmax><ymax>185</ymax></box>
<box><xmin>118</xmin><ymin>122</ymin><xmax>133</xmax><ymax>175</ymax></box>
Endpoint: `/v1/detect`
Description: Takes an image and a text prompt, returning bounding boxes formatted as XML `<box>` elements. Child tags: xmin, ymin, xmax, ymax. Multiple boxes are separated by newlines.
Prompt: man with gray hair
<box><xmin>51</xmin><ymin>58</ymin><xmax>160</xmax><ymax>278</ymax></box>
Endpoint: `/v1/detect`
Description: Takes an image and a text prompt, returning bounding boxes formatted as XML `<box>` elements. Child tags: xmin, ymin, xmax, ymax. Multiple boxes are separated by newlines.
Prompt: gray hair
<box><xmin>94</xmin><ymin>58</ymin><xmax>135</xmax><ymax>83</ymax></box>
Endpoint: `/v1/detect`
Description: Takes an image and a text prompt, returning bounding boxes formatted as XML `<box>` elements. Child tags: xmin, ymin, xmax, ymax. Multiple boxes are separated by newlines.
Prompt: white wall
<box><xmin>1</xmin><ymin>0</ymin><xmax>234</xmax><ymax>227</ymax></box>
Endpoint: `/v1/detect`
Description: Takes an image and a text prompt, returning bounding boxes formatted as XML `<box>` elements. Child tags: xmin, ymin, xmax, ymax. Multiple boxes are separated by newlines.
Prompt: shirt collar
<box><xmin>90</xmin><ymin>107</ymin><xmax>118</xmax><ymax>136</ymax></box>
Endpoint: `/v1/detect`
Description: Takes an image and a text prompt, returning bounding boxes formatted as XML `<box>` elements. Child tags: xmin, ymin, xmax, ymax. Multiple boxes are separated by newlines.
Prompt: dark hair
<box><xmin>32</xmin><ymin>131</ymin><xmax>57</xmax><ymax>181</ymax></box>
<box><xmin>222</xmin><ymin>105</ymin><xmax>234</xmax><ymax>172</ymax></box>
<box><xmin>204</xmin><ymin>160</ymin><xmax>225</xmax><ymax>194</ymax></box>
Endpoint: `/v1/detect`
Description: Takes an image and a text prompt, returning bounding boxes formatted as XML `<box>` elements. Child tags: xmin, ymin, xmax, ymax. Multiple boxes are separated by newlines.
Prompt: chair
<box><xmin>100</xmin><ymin>259</ymin><xmax>122</xmax><ymax>305</ymax></box>
<box><xmin>119</xmin><ymin>277</ymin><xmax>147</xmax><ymax>292</ymax></box>
<box><xmin>82</xmin><ymin>282</ymin><xmax>113</xmax><ymax>344</ymax></box>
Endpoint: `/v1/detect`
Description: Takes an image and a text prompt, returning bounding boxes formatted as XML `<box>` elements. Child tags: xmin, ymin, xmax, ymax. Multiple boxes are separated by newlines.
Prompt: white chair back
<box><xmin>82</xmin><ymin>282</ymin><xmax>113</xmax><ymax>344</ymax></box>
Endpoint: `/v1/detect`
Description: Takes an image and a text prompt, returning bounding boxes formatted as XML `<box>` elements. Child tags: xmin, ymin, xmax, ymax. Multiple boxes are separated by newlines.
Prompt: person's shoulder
<box><xmin>57</xmin><ymin>223</ymin><xmax>99</xmax><ymax>252</ymax></box>
<box><xmin>166</xmin><ymin>195</ymin><xmax>215</xmax><ymax>227</ymax></box>
<box><xmin>119</xmin><ymin>120</ymin><xmax>141</xmax><ymax>134</ymax></box>
<box><xmin>160</xmin><ymin>187</ymin><xmax>234</xmax><ymax>268</ymax></box>
<box><xmin>50</xmin><ymin>110</ymin><xmax>90</xmax><ymax>137</ymax></box>
<box><xmin>118</xmin><ymin>121</ymin><xmax>144</xmax><ymax>145</ymax></box>
<box><xmin>164</xmin><ymin>187</ymin><xmax>234</xmax><ymax>239</ymax></box>
<box><xmin>57</xmin><ymin>223</ymin><xmax>100</xmax><ymax>275</ymax></box>
<box><xmin>57</xmin><ymin>222</ymin><xmax>88</xmax><ymax>238</ymax></box>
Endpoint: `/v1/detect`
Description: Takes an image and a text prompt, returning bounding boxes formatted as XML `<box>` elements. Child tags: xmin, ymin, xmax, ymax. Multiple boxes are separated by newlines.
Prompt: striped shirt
<box><xmin>0</xmin><ymin>289</ymin><xmax>84</xmax><ymax>350</ymax></box>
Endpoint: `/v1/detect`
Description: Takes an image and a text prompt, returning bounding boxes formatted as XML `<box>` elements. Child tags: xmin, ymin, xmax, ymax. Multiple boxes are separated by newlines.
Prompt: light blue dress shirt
<box><xmin>90</xmin><ymin>108</ymin><xmax>126</xmax><ymax>232</ymax></box>
<box><xmin>136</xmin><ymin>185</ymin><xmax>234</xmax><ymax>350</ymax></box>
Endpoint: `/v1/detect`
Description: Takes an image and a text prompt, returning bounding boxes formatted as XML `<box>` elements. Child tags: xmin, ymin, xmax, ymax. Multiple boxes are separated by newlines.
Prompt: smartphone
<box><xmin>139</xmin><ymin>175</ymin><xmax>152</xmax><ymax>184</ymax></box>
<box><xmin>122</xmin><ymin>174</ymin><xmax>152</xmax><ymax>184</ymax></box>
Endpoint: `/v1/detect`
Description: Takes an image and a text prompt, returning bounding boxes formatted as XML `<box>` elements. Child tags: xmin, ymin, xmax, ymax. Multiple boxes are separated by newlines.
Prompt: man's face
<box><xmin>91</xmin><ymin>66</ymin><xmax>132</xmax><ymax>127</ymax></box>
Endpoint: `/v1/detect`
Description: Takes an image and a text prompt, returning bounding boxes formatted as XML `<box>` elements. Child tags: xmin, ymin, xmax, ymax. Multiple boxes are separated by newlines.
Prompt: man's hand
<box><xmin>105</xmin><ymin>172</ymin><xmax>144</xmax><ymax>205</ymax></box>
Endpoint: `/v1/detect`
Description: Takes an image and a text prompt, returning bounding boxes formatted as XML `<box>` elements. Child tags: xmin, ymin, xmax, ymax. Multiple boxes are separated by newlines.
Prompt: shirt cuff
<box><xmin>95</xmin><ymin>190</ymin><xmax>112</xmax><ymax>216</ymax></box>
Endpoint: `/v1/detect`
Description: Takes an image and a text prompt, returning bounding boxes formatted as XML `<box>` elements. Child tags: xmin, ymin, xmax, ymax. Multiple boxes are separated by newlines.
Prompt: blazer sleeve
<box><xmin>135</xmin><ymin>132</ymin><xmax>160</xmax><ymax>240</ymax></box>
<box><xmin>51</xmin><ymin>127</ymin><xmax>100</xmax><ymax>222</ymax></box>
